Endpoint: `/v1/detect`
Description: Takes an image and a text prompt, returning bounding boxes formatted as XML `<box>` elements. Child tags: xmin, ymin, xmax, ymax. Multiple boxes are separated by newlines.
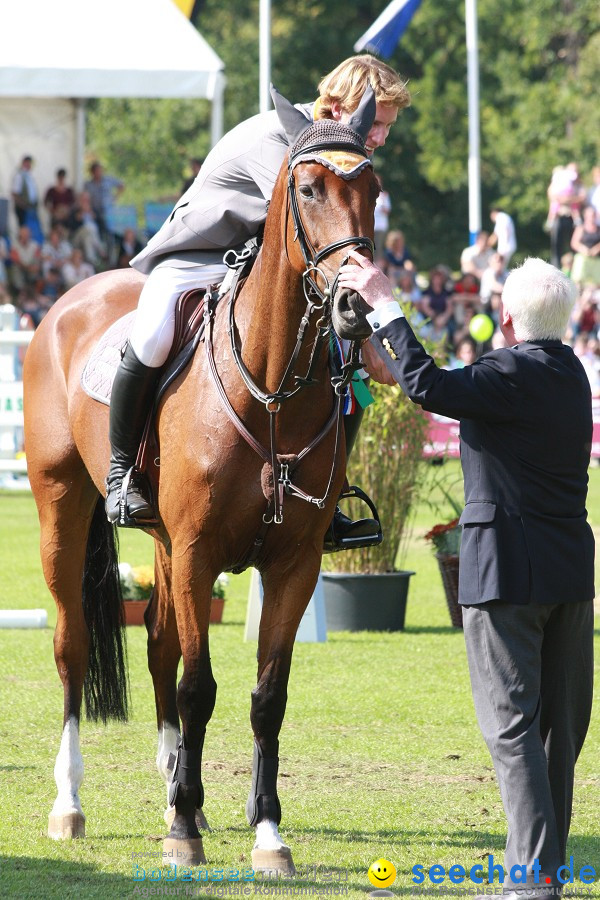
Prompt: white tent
<box><xmin>0</xmin><ymin>0</ymin><xmax>225</xmax><ymax>232</ymax></box>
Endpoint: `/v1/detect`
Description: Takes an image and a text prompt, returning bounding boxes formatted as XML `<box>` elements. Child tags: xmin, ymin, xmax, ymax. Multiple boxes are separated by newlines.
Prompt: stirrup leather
<box><xmin>323</xmin><ymin>484</ymin><xmax>383</xmax><ymax>553</ymax></box>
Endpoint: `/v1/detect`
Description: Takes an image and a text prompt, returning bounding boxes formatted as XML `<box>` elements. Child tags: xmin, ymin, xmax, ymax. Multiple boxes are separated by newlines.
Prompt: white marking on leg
<box><xmin>50</xmin><ymin>716</ymin><xmax>84</xmax><ymax>820</ymax></box>
<box><xmin>254</xmin><ymin>820</ymin><xmax>289</xmax><ymax>851</ymax></box>
<box><xmin>157</xmin><ymin>722</ymin><xmax>180</xmax><ymax>824</ymax></box>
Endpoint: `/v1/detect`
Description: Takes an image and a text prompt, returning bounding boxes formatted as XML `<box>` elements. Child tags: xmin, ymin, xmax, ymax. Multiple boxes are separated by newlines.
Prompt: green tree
<box><xmin>86</xmin><ymin>97</ymin><xmax>212</xmax><ymax>210</ymax></box>
<box><xmin>87</xmin><ymin>0</ymin><xmax>600</xmax><ymax>269</ymax></box>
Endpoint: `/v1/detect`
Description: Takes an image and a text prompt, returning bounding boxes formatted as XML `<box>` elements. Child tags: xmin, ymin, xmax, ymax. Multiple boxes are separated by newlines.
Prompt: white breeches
<box><xmin>130</xmin><ymin>261</ymin><xmax>228</xmax><ymax>367</ymax></box>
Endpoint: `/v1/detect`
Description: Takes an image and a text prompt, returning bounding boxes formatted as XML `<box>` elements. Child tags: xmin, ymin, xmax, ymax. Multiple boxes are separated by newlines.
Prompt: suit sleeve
<box><xmin>371</xmin><ymin>316</ymin><xmax>520</xmax><ymax>422</ymax></box>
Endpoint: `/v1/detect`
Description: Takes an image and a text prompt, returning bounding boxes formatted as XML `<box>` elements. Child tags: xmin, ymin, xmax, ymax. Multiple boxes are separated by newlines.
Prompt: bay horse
<box><xmin>23</xmin><ymin>90</ymin><xmax>377</xmax><ymax>873</ymax></box>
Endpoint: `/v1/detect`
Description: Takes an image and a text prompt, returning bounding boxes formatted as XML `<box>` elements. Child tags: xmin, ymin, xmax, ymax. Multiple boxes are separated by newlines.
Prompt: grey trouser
<box><xmin>462</xmin><ymin>600</ymin><xmax>593</xmax><ymax>891</ymax></box>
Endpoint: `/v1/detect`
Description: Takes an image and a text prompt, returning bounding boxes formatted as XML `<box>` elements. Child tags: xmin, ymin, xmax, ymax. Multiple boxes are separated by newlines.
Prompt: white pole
<box><xmin>74</xmin><ymin>99</ymin><xmax>87</xmax><ymax>192</ymax></box>
<box><xmin>465</xmin><ymin>0</ymin><xmax>481</xmax><ymax>244</ymax></box>
<box><xmin>259</xmin><ymin>0</ymin><xmax>271</xmax><ymax>114</ymax></box>
<box><xmin>210</xmin><ymin>70</ymin><xmax>226</xmax><ymax>147</ymax></box>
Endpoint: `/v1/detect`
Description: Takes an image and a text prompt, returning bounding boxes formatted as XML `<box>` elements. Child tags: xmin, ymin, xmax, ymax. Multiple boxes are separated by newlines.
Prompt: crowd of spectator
<box><xmin>0</xmin><ymin>155</ymin><xmax>137</xmax><ymax>325</ymax></box>
<box><xmin>374</xmin><ymin>162</ymin><xmax>600</xmax><ymax>399</ymax></box>
<box><xmin>2</xmin><ymin>152</ymin><xmax>600</xmax><ymax>402</ymax></box>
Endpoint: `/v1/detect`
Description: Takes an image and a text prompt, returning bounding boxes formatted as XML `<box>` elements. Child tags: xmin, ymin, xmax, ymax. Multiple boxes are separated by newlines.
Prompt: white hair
<box><xmin>502</xmin><ymin>258</ymin><xmax>576</xmax><ymax>341</ymax></box>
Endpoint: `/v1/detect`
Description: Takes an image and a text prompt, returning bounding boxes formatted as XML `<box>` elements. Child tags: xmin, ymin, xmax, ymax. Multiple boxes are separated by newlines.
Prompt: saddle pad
<box><xmin>81</xmin><ymin>311</ymin><xmax>135</xmax><ymax>405</ymax></box>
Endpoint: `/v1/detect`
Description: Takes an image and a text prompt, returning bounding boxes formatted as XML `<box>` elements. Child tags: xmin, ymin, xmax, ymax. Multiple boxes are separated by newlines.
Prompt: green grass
<box><xmin>0</xmin><ymin>469</ymin><xmax>599</xmax><ymax>899</ymax></box>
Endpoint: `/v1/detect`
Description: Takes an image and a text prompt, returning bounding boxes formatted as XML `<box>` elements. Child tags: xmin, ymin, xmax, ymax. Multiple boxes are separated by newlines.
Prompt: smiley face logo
<box><xmin>368</xmin><ymin>858</ymin><xmax>397</xmax><ymax>888</ymax></box>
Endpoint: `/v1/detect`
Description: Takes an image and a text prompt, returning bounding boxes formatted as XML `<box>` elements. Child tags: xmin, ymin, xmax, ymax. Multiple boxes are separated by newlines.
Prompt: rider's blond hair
<box><xmin>316</xmin><ymin>54</ymin><xmax>411</xmax><ymax>119</ymax></box>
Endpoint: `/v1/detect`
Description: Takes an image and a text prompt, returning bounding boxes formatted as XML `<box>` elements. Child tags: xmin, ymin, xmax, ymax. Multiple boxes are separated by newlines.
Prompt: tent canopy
<box><xmin>0</xmin><ymin>0</ymin><xmax>224</xmax><ymax>100</ymax></box>
<box><xmin>0</xmin><ymin>0</ymin><xmax>225</xmax><ymax>225</ymax></box>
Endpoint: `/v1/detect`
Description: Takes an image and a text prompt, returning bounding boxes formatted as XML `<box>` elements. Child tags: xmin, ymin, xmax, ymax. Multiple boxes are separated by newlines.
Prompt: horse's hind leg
<box><xmin>32</xmin><ymin>467</ymin><xmax>99</xmax><ymax>839</ymax></box>
<box><xmin>247</xmin><ymin>557</ymin><xmax>322</xmax><ymax>875</ymax></box>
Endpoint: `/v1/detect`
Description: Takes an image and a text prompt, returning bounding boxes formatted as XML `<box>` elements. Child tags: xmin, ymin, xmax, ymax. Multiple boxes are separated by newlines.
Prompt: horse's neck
<box><xmin>236</xmin><ymin>251</ymin><xmax>324</xmax><ymax>395</ymax></box>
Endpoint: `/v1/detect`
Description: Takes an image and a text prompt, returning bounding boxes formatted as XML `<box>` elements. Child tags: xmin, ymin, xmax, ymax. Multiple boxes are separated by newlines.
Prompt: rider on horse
<box><xmin>105</xmin><ymin>54</ymin><xmax>411</xmax><ymax>547</ymax></box>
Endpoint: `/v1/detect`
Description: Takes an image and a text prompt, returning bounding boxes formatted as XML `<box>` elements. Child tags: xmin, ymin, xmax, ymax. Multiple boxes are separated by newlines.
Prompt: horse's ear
<box><xmin>270</xmin><ymin>84</ymin><xmax>313</xmax><ymax>146</ymax></box>
<box><xmin>347</xmin><ymin>83</ymin><xmax>376</xmax><ymax>142</ymax></box>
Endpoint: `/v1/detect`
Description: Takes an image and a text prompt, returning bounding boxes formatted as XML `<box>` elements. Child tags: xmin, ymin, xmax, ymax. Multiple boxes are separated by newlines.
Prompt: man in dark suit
<box><xmin>340</xmin><ymin>253</ymin><xmax>595</xmax><ymax>899</ymax></box>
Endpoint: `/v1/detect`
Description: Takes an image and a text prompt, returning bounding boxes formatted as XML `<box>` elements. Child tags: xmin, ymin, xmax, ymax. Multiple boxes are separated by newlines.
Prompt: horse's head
<box><xmin>272</xmin><ymin>86</ymin><xmax>379</xmax><ymax>341</ymax></box>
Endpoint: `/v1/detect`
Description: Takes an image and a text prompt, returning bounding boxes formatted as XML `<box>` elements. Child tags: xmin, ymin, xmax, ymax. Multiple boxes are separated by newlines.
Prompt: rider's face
<box><xmin>331</xmin><ymin>101</ymin><xmax>398</xmax><ymax>156</ymax></box>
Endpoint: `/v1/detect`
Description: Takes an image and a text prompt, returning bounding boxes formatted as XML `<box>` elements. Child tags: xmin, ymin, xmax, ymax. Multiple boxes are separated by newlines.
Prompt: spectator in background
<box><xmin>41</xmin><ymin>226</ymin><xmax>72</xmax><ymax>277</ymax></box>
<box><xmin>453</xmin><ymin>271</ymin><xmax>480</xmax><ymax>298</ymax></box>
<box><xmin>460</xmin><ymin>231</ymin><xmax>493</xmax><ymax>280</ymax></box>
<box><xmin>9</xmin><ymin>225</ymin><xmax>41</xmax><ymax>295</ymax></box>
<box><xmin>449</xmin><ymin>335</ymin><xmax>478</xmax><ymax>369</ymax></box>
<box><xmin>420</xmin><ymin>265</ymin><xmax>455</xmax><ymax>346</ymax></box>
<box><xmin>588</xmin><ymin>166</ymin><xmax>600</xmax><ymax>225</ymax></box>
<box><xmin>570</xmin><ymin>286</ymin><xmax>600</xmax><ymax>339</ymax></box>
<box><xmin>0</xmin><ymin>235</ymin><xmax>8</xmax><ymax>288</ymax></box>
<box><xmin>181</xmin><ymin>157</ymin><xmax>204</xmax><ymax>195</ymax></box>
<box><xmin>44</xmin><ymin>169</ymin><xmax>76</xmax><ymax>230</ymax></box>
<box><xmin>393</xmin><ymin>267</ymin><xmax>422</xmax><ymax>307</ymax></box>
<box><xmin>116</xmin><ymin>228</ymin><xmax>144</xmax><ymax>269</ymax></box>
<box><xmin>40</xmin><ymin>266</ymin><xmax>65</xmax><ymax>305</ymax></box>
<box><xmin>451</xmin><ymin>300</ymin><xmax>479</xmax><ymax>351</ymax></box>
<box><xmin>84</xmin><ymin>161</ymin><xmax>124</xmax><ymax>241</ymax></box>
<box><xmin>573</xmin><ymin>332</ymin><xmax>600</xmax><ymax>400</ymax></box>
<box><xmin>61</xmin><ymin>247</ymin><xmax>94</xmax><ymax>290</ymax></box>
<box><xmin>480</xmin><ymin>252</ymin><xmax>508</xmax><ymax>321</ymax></box>
<box><xmin>570</xmin><ymin>205</ymin><xmax>600</xmax><ymax>287</ymax></box>
<box><xmin>69</xmin><ymin>192</ymin><xmax>105</xmax><ymax>267</ymax></box>
<box><xmin>15</xmin><ymin>284</ymin><xmax>52</xmax><ymax>327</ymax></box>
<box><xmin>489</xmin><ymin>206</ymin><xmax>517</xmax><ymax>267</ymax></box>
<box><xmin>547</xmin><ymin>162</ymin><xmax>586</xmax><ymax>268</ymax></box>
<box><xmin>383</xmin><ymin>229</ymin><xmax>414</xmax><ymax>272</ymax></box>
<box><xmin>373</xmin><ymin>174</ymin><xmax>391</xmax><ymax>265</ymax></box>
<box><xmin>11</xmin><ymin>155</ymin><xmax>43</xmax><ymax>242</ymax></box>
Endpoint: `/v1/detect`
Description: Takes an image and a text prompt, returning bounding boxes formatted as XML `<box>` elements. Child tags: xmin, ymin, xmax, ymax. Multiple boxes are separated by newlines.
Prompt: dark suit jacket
<box><xmin>371</xmin><ymin>317</ymin><xmax>595</xmax><ymax>606</ymax></box>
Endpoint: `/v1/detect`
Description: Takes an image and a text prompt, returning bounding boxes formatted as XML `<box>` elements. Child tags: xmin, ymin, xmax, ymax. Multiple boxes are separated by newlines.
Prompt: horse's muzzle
<box><xmin>332</xmin><ymin>289</ymin><xmax>373</xmax><ymax>341</ymax></box>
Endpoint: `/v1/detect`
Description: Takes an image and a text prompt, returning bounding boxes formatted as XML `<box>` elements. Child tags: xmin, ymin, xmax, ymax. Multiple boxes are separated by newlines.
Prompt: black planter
<box><xmin>321</xmin><ymin>570</ymin><xmax>414</xmax><ymax>632</ymax></box>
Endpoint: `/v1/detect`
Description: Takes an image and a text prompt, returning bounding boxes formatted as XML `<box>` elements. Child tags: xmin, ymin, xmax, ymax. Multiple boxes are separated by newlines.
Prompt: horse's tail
<box><xmin>82</xmin><ymin>496</ymin><xmax>129</xmax><ymax>723</ymax></box>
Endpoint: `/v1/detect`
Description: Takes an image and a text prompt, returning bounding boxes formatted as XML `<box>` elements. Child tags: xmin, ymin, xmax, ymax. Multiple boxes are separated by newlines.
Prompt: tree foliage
<box><xmin>87</xmin><ymin>0</ymin><xmax>600</xmax><ymax>269</ymax></box>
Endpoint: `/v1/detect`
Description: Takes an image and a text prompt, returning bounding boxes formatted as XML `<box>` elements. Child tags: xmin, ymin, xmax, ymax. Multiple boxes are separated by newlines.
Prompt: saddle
<box><xmin>81</xmin><ymin>243</ymin><xmax>259</xmax><ymax>509</ymax></box>
<box><xmin>82</xmin><ymin>288</ymin><xmax>210</xmax><ymax>504</ymax></box>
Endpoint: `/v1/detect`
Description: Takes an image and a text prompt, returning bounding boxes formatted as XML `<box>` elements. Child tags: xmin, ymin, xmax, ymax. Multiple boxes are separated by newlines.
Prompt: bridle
<box><xmin>204</xmin><ymin>144</ymin><xmax>375</xmax><ymax>561</ymax></box>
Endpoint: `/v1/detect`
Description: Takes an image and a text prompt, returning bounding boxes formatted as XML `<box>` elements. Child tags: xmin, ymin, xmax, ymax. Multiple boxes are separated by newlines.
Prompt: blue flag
<box><xmin>354</xmin><ymin>0</ymin><xmax>423</xmax><ymax>57</ymax></box>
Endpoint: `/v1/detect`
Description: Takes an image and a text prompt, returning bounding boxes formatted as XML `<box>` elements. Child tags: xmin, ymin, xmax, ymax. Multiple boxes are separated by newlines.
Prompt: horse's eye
<box><xmin>298</xmin><ymin>185</ymin><xmax>314</xmax><ymax>199</ymax></box>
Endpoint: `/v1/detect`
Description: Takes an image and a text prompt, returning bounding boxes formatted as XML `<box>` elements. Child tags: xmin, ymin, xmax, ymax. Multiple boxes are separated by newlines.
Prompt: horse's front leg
<box><xmin>147</xmin><ymin>543</ymin><xmax>210</xmax><ymax>832</ymax></box>
<box><xmin>162</xmin><ymin>547</ymin><xmax>217</xmax><ymax>867</ymax></box>
<box><xmin>248</xmin><ymin>554</ymin><xmax>322</xmax><ymax>875</ymax></box>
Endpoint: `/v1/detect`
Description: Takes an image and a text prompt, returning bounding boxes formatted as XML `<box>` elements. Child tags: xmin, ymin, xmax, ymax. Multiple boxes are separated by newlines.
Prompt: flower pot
<box><xmin>123</xmin><ymin>599</ymin><xmax>147</xmax><ymax>626</ymax></box>
<box><xmin>435</xmin><ymin>553</ymin><xmax>463</xmax><ymax>628</ymax></box>
<box><xmin>123</xmin><ymin>597</ymin><xmax>225</xmax><ymax>625</ymax></box>
<box><xmin>321</xmin><ymin>570</ymin><xmax>414</xmax><ymax>632</ymax></box>
<box><xmin>210</xmin><ymin>596</ymin><xmax>225</xmax><ymax>624</ymax></box>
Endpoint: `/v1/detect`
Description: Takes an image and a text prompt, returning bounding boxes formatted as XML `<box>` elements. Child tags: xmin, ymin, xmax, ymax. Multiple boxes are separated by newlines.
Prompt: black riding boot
<box><xmin>105</xmin><ymin>343</ymin><xmax>160</xmax><ymax>526</ymax></box>
<box><xmin>323</xmin><ymin>403</ymin><xmax>381</xmax><ymax>552</ymax></box>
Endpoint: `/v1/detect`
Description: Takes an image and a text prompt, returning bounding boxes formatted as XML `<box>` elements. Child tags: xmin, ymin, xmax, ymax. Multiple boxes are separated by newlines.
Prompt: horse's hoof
<box><xmin>164</xmin><ymin>806</ymin><xmax>211</xmax><ymax>831</ymax></box>
<box><xmin>163</xmin><ymin>836</ymin><xmax>206</xmax><ymax>867</ymax></box>
<box><xmin>251</xmin><ymin>847</ymin><xmax>295</xmax><ymax>876</ymax></box>
<box><xmin>48</xmin><ymin>811</ymin><xmax>86</xmax><ymax>839</ymax></box>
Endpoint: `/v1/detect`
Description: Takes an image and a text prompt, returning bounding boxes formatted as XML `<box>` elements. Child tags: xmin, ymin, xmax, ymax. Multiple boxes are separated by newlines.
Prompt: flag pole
<box><xmin>259</xmin><ymin>0</ymin><xmax>271</xmax><ymax>113</ymax></box>
<box><xmin>465</xmin><ymin>0</ymin><xmax>481</xmax><ymax>244</ymax></box>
